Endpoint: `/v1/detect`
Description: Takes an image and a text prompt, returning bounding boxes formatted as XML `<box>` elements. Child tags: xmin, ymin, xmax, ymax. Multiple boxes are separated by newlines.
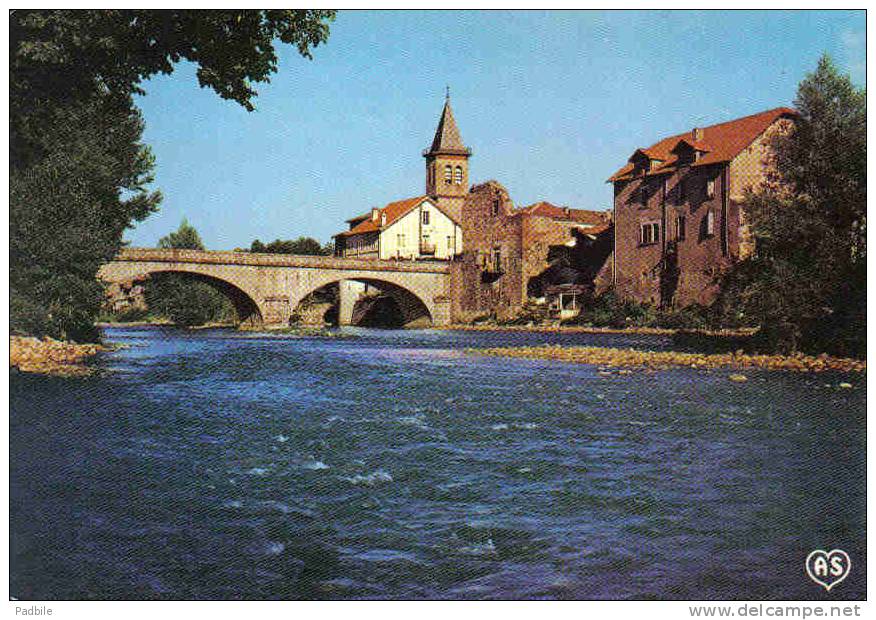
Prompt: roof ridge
<box><xmin>660</xmin><ymin>106</ymin><xmax>795</xmax><ymax>143</ymax></box>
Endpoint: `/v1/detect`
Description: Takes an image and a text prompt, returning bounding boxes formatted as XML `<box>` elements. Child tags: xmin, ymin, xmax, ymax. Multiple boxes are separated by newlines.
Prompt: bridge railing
<box><xmin>112</xmin><ymin>247</ymin><xmax>451</xmax><ymax>273</ymax></box>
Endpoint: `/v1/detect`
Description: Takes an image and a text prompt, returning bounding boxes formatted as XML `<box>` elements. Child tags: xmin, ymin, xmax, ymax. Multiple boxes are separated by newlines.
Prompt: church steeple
<box><xmin>424</xmin><ymin>92</ymin><xmax>471</xmax><ymax>219</ymax></box>
<box><xmin>427</xmin><ymin>92</ymin><xmax>469</xmax><ymax>156</ymax></box>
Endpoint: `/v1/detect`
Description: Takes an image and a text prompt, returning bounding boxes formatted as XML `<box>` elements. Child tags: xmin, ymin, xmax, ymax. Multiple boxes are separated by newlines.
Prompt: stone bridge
<box><xmin>98</xmin><ymin>248</ymin><xmax>453</xmax><ymax>327</ymax></box>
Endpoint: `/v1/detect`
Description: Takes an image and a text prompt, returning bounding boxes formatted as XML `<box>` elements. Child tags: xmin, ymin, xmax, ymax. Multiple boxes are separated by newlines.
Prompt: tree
<box><xmin>10</xmin><ymin>92</ymin><xmax>161</xmax><ymax>342</ymax></box>
<box><xmin>158</xmin><ymin>219</ymin><xmax>205</xmax><ymax>250</ymax></box>
<box><xmin>10</xmin><ymin>10</ymin><xmax>336</xmax><ymax>341</ymax></box>
<box><xmin>714</xmin><ymin>55</ymin><xmax>865</xmax><ymax>356</ymax></box>
<box><xmin>145</xmin><ymin>220</ymin><xmax>235</xmax><ymax>327</ymax></box>
<box><xmin>250</xmin><ymin>236</ymin><xmax>331</xmax><ymax>255</ymax></box>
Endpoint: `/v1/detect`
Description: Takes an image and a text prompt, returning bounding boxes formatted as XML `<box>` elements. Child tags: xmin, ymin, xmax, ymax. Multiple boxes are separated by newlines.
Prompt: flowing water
<box><xmin>10</xmin><ymin>326</ymin><xmax>866</xmax><ymax>600</ymax></box>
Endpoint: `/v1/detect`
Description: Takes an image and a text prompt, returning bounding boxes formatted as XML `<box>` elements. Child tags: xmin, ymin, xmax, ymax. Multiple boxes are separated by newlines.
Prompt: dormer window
<box><xmin>381</xmin><ymin>213</ymin><xmax>387</xmax><ymax>227</ymax></box>
<box><xmin>650</xmin><ymin>159</ymin><xmax>663</xmax><ymax>171</ymax></box>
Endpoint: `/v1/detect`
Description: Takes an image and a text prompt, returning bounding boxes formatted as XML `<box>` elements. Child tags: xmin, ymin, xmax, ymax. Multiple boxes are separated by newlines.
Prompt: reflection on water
<box><xmin>10</xmin><ymin>326</ymin><xmax>866</xmax><ymax>600</ymax></box>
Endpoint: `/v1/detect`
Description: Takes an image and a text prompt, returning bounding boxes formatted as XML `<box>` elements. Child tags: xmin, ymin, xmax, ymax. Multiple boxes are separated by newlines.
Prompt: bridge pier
<box><xmin>337</xmin><ymin>280</ymin><xmax>367</xmax><ymax>326</ymax></box>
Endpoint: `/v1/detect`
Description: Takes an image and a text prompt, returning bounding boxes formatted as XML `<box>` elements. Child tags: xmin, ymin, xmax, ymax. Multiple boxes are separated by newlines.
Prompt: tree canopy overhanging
<box><xmin>10</xmin><ymin>9</ymin><xmax>336</xmax><ymax>341</ymax></box>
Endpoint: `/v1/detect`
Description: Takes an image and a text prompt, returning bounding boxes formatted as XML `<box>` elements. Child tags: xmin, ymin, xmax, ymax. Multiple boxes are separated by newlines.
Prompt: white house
<box><xmin>334</xmin><ymin>195</ymin><xmax>463</xmax><ymax>260</ymax></box>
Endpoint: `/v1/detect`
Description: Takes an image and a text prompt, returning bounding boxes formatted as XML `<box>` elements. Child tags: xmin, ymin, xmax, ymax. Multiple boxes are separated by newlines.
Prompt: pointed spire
<box><xmin>425</xmin><ymin>91</ymin><xmax>470</xmax><ymax>156</ymax></box>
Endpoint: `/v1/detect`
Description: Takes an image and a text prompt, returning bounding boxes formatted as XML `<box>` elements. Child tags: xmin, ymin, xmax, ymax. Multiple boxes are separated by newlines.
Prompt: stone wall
<box><xmin>451</xmin><ymin>181</ymin><xmax>525</xmax><ymax>321</ymax></box>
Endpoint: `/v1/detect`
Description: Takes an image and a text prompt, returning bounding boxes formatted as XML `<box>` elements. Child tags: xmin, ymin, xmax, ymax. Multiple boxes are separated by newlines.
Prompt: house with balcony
<box><xmin>333</xmin><ymin>195</ymin><xmax>463</xmax><ymax>260</ymax></box>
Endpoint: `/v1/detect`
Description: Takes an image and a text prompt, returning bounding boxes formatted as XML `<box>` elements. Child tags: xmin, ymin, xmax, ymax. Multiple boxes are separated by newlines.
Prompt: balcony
<box><xmin>420</xmin><ymin>242</ymin><xmax>436</xmax><ymax>255</ymax></box>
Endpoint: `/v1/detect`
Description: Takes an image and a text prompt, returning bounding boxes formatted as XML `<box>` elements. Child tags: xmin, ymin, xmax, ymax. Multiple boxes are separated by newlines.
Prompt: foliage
<box><xmin>562</xmin><ymin>290</ymin><xmax>711</xmax><ymax>330</ymax></box>
<box><xmin>145</xmin><ymin>220</ymin><xmax>235</xmax><ymax>326</ymax></box>
<box><xmin>10</xmin><ymin>9</ymin><xmax>336</xmax><ymax>341</ymax></box>
<box><xmin>714</xmin><ymin>55</ymin><xmax>866</xmax><ymax>356</ymax></box>
<box><xmin>10</xmin><ymin>92</ymin><xmax>160</xmax><ymax>342</ymax></box>
<box><xmin>250</xmin><ymin>237</ymin><xmax>332</xmax><ymax>255</ymax></box>
<box><xmin>158</xmin><ymin>218</ymin><xmax>205</xmax><ymax>250</ymax></box>
<box><xmin>145</xmin><ymin>275</ymin><xmax>235</xmax><ymax>327</ymax></box>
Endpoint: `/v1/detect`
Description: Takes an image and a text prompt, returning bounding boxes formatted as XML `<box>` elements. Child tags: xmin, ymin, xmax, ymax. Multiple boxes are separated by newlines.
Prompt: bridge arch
<box><xmin>99</xmin><ymin>263</ymin><xmax>265</xmax><ymax>326</ymax></box>
<box><xmin>291</xmin><ymin>277</ymin><xmax>434</xmax><ymax>327</ymax></box>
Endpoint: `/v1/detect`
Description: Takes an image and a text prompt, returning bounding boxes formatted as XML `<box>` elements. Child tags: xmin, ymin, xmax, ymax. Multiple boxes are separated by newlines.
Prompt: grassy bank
<box><xmin>10</xmin><ymin>336</ymin><xmax>111</xmax><ymax>376</ymax></box>
<box><xmin>468</xmin><ymin>345</ymin><xmax>865</xmax><ymax>373</ymax></box>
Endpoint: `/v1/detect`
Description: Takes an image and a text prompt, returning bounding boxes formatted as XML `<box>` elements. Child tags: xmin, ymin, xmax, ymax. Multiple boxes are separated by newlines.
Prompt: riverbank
<box><xmin>469</xmin><ymin>344</ymin><xmax>865</xmax><ymax>373</ymax></box>
<box><xmin>10</xmin><ymin>336</ymin><xmax>110</xmax><ymax>376</ymax></box>
<box><xmin>440</xmin><ymin>323</ymin><xmax>756</xmax><ymax>337</ymax></box>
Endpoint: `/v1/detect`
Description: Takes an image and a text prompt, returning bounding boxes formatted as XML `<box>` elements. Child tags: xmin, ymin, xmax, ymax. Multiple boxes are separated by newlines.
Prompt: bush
<box><xmin>565</xmin><ymin>290</ymin><xmax>711</xmax><ymax>331</ymax></box>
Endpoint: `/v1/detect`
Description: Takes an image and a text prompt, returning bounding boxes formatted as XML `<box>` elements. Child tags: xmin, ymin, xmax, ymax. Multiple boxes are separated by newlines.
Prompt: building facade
<box><xmin>334</xmin><ymin>196</ymin><xmax>463</xmax><ymax>260</ymax></box>
<box><xmin>608</xmin><ymin>107</ymin><xmax>796</xmax><ymax>308</ymax></box>
<box><xmin>451</xmin><ymin>181</ymin><xmax>612</xmax><ymax>321</ymax></box>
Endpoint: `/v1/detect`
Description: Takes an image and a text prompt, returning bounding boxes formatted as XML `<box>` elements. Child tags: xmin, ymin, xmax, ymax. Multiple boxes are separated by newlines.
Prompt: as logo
<box><xmin>805</xmin><ymin>549</ymin><xmax>851</xmax><ymax>592</ymax></box>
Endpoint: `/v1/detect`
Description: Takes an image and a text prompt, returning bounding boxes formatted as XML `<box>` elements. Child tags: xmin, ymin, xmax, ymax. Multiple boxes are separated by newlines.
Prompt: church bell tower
<box><xmin>423</xmin><ymin>90</ymin><xmax>471</xmax><ymax>221</ymax></box>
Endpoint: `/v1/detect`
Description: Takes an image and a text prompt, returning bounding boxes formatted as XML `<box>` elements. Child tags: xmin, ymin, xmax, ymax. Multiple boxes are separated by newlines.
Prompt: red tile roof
<box><xmin>608</xmin><ymin>107</ymin><xmax>797</xmax><ymax>182</ymax></box>
<box><xmin>336</xmin><ymin>195</ymin><xmax>459</xmax><ymax>238</ymax></box>
<box><xmin>517</xmin><ymin>201</ymin><xmax>612</xmax><ymax>226</ymax></box>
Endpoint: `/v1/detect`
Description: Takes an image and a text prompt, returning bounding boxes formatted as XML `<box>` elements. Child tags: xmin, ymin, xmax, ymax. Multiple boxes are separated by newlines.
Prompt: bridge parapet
<box><xmin>101</xmin><ymin>248</ymin><xmax>455</xmax><ymax>326</ymax></box>
<box><xmin>114</xmin><ymin>247</ymin><xmax>450</xmax><ymax>274</ymax></box>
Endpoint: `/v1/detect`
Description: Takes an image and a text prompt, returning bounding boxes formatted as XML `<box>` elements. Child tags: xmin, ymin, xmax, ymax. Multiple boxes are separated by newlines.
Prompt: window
<box><xmin>447</xmin><ymin>235</ymin><xmax>453</xmax><ymax>251</ymax></box>
<box><xmin>675</xmin><ymin>179</ymin><xmax>686</xmax><ymax>205</ymax></box>
<box><xmin>492</xmin><ymin>247</ymin><xmax>502</xmax><ymax>272</ymax></box>
<box><xmin>676</xmin><ymin>215</ymin><xmax>686</xmax><ymax>241</ymax></box>
<box><xmin>397</xmin><ymin>233</ymin><xmax>406</xmax><ymax>248</ymax></box>
<box><xmin>706</xmin><ymin>178</ymin><xmax>716</xmax><ymax>199</ymax></box>
<box><xmin>705</xmin><ymin>210</ymin><xmax>715</xmax><ymax>237</ymax></box>
<box><xmin>454</xmin><ymin>166</ymin><xmax>463</xmax><ymax>185</ymax></box>
<box><xmin>640</xmin><ymin>221</ymin><xmax>660</xmax><ymax>245</ymax></box>
<box><xmin>444</xmin><ymin>165</ymin><xmax>452</xmax><ymax>183</ymax></box>
<box><xmin>638</xmin><ymin>184</ymin><xmax>648</xmax><ymax>206</ymax></box>
<box><xmin>491</xmin><ymin>198</ymin><xmax>500</xmax><ymax>217</ymax></box>
<box><xmin>422</xmin><ymin>209</ymin><xmax>430</xmax><ymax>225</ymax></box>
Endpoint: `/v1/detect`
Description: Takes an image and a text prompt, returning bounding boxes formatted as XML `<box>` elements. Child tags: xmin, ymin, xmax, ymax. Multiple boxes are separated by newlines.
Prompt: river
<box><xmin>10</xmin><ymin>326</ymin><xmax>866</xmax><ymax>600</ymax></box>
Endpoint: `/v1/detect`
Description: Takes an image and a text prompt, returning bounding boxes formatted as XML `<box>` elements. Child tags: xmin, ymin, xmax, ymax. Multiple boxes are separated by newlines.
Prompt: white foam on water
<box><xmin>303</xmin><ymin>460</ymin><xmax>330</xmax><ymax>470</ymax></box>
<box><xmin>343</xmin><ymin>470</ymin><xmax>393</xmax><ymax>486</ymax></box>
<box><xmin>459</xmin><ymin>538</ymin><xmax>497</xmax><ymax>556</ymax></box>
<box><xmin>275</xmin><ymin>435</ymin><xmax>289</xmax><ymax>443</ymax></box>
<box><xmin>491</xmin><ymin>423</ymin><xmax>509</xmax><ymax>430</ymax></box>
<box><xmin>247</xmin><ymin>467</ymin><xmax>269</xmax><ymax>476</ymax></box>
<box><xmin>223</xmin><ymin>500</ymin><xmax>243</xmax><ymax>509</ymax></box>
<box><xmin>264</xmin><ymin>541</ymin><xmax>286</xmax><ymax>555</ymax></box>
<box><xmin>260</xmin><ymin>500</ymin><xmax>292</xmax><ymax>513</ymax></box>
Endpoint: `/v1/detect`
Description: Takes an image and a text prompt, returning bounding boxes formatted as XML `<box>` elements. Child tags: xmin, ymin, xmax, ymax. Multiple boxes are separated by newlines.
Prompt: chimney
<box><xmin>371</xmin><ymin>208</ymin><xmax>380</xmax><ymax>221</ymax></box>
<box><xmin>692</xmin><ymin>127</ymin><xmax>704</xmax><ymax>141</ymax></box>
<box><xmin>563</xmin><ymin>207</ymin><xmax>570</xmax><ymax>218</ymax></box>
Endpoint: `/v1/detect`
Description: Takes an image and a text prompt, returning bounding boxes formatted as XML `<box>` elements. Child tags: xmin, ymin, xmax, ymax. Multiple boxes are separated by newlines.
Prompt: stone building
<box><xmin>452</xmin><ymin>181</ymin><xmax>612</xmax><ymax>322</ymax></box>
<box><xmin>608</xmin><ymin>107</ymin><xmax>796</xmax><ymax>308</ymax></box>
<box><xmin>334</xmin><ymin>93</ymin><xmax>613</xmax><ymax>322</ymax></box>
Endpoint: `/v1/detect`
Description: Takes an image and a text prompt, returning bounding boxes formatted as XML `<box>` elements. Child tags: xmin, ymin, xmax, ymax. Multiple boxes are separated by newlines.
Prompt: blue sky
<box><xmin>126</xmin><ymin>10</ymin><xmax>866</xmax><ymax>250</ymax></box>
